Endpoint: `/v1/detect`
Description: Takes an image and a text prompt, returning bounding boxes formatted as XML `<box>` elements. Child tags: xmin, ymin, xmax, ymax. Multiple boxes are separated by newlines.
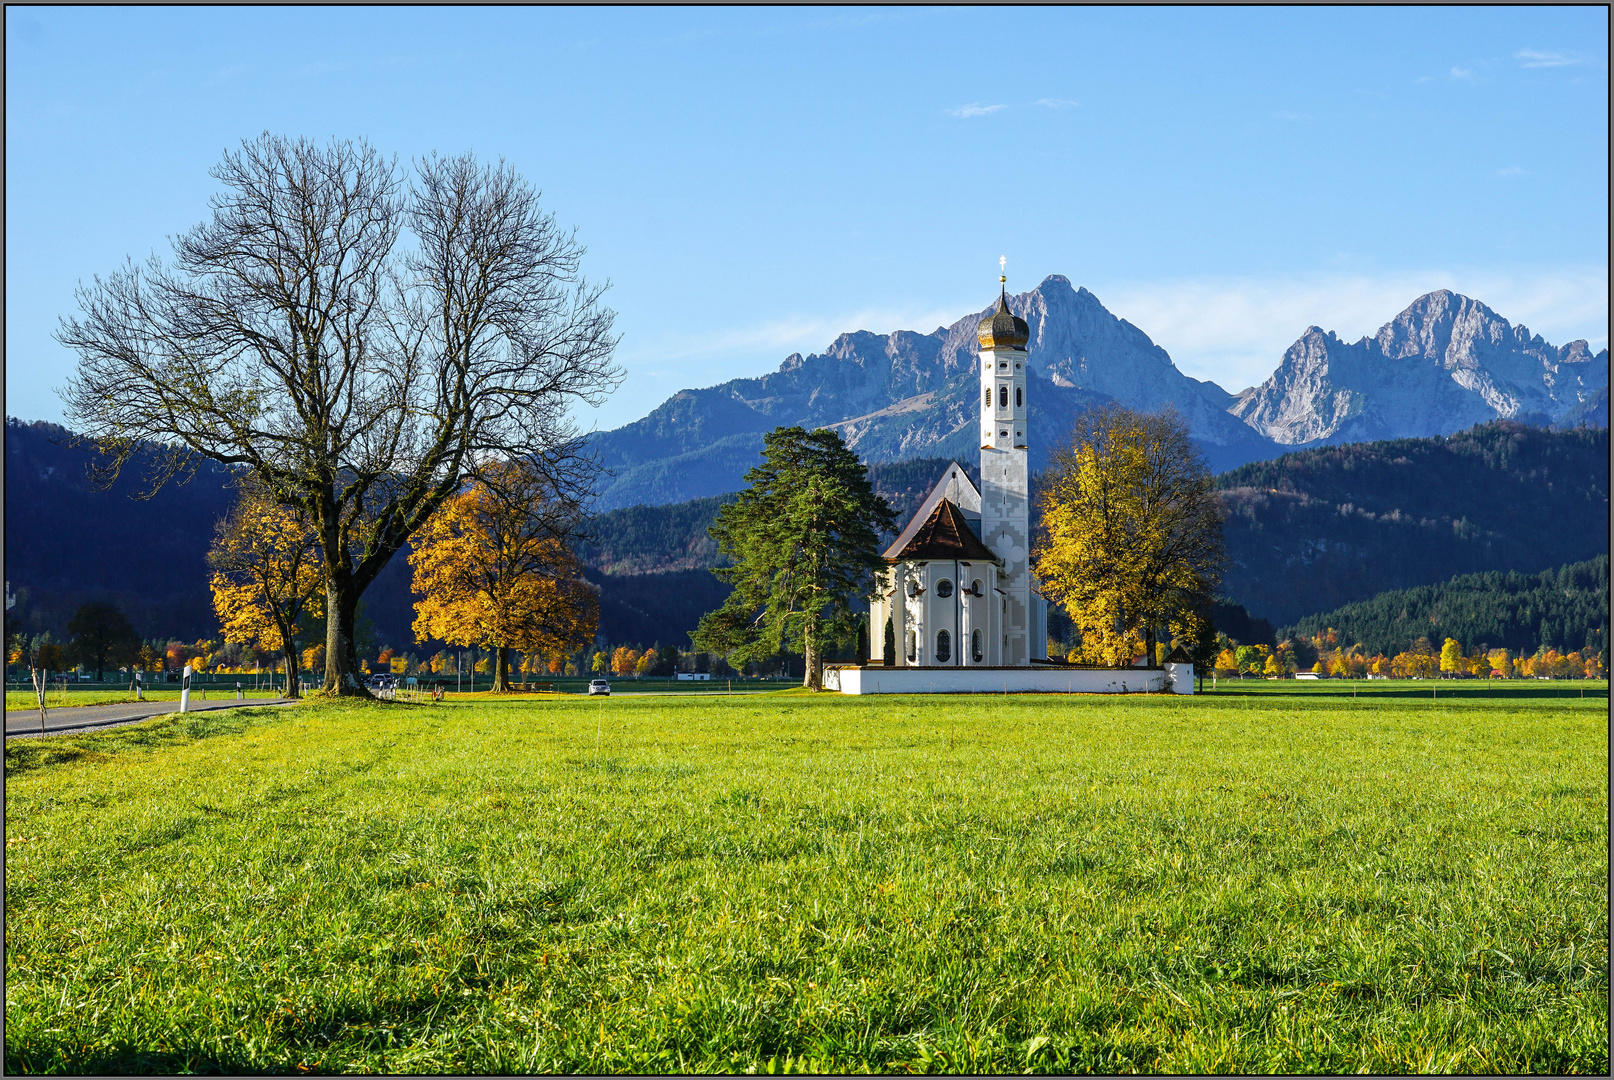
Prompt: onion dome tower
<box><xmin>978</xmin><ymin>265</ymin><xmax>1035</xmax><ymax>664</ymax></box>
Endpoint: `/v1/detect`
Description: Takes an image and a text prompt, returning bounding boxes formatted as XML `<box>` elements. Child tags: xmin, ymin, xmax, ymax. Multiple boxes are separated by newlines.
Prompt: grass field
<box><xmin>3</xmin><ymin>678</ymin><xmax>779</xmax><ymax>712</ymax></box>
<box><xmin>4</xmin><ymin>684</ymin><xmax>1607</xmax><ymax>1073</ymax></box>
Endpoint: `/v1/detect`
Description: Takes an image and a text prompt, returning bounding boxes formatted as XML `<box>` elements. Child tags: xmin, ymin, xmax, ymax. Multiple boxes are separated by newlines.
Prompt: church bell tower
<box><xmin>978</xmin><ymin>268</ymin><xmax>1032</xmax><ymax>665</ymax></box>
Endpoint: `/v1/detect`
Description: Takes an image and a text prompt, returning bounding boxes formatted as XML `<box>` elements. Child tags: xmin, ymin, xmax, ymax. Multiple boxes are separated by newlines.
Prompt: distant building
<box><xmin>866</xmin><ymin>282</ymin><xmax>1048</xmax><ymax>669</ymax></box>
<box><xmin>830</xmin><ymin>274</ymin><xmax>1189</xmax><ymax>696</ymax></box>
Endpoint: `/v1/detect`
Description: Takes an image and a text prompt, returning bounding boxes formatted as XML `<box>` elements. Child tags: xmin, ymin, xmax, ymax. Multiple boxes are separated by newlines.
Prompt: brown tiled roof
<box><xmin>886</xmin><ymin>498</ymin><xmax>999</xmax><ymax>562</ymax></box>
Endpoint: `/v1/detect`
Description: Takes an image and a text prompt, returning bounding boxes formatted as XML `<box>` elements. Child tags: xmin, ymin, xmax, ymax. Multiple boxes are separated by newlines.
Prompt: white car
<box><xmin>587</xmin><ymin>679</ymin><xmax>611</xmax><ymax>696</ymax></box>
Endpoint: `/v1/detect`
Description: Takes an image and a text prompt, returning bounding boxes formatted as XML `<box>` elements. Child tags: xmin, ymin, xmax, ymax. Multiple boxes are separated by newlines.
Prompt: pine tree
<box><xmin>692</xmin><ymin>427</ymin><xmax>896</xmax><ymax>690</ymax></box>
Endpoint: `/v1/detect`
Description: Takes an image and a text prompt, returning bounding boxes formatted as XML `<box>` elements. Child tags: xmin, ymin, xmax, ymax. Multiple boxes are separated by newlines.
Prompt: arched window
<box><xmin>971</xmin><ymin>578</ymin><xmax>983</xmax><ymax>597</ymax></box>
<box><xmin>906</xmin><ymin>630</ymin><xmax>917</xmax><ymax>663</ymax></box>
<box><xmin>972</xmin><ymin>629</ymin><xmax>983</xmax><ymax>662</ymax></box>
<box><xmin>984</xmin><ymin>387</ymin><xmax>991</xmax><ymax>406</ymax></box>
<box><xmin>1016</xmin><ymin>386</ymin><xmax>1023</xmax><ymax>408</ymax></box>
<box><xmin>936</xmin><ymin>629</ymin><xmax>951</xmax><ymax>664</ymax></box>
<box><xmin>935</xmin><ymin>579</ymin><xmax>953</xmax><ymax>599</ymax></box>
<box><xmin>999</xmin><ymin>386</ymin><xmax>1008</xmax><ymax>409</ymax></box>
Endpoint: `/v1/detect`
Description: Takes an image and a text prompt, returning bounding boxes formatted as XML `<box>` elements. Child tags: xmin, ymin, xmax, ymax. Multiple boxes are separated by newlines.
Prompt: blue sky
<box><xmin>6</xmin><ymin>6</ymin><xmax>1607</xmax><ymax>432</ymax></box>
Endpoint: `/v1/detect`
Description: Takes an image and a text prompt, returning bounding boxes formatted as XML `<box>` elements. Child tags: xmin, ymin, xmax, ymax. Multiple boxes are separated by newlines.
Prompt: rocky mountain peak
<box><xmin>1233</xmin><ymin>290</ymin><xmax>1607</xmax><ymax>445</ymax></box>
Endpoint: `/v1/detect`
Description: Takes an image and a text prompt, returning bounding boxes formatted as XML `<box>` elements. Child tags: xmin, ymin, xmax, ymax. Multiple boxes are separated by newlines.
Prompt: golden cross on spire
<box><xmin>999</xmin><ymin>255</ymin><xmax>1006</xmax><ymax>284</ymax></box>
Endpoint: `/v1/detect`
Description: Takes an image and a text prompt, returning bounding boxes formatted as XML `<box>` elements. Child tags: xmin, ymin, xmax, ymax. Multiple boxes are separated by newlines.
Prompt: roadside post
<box><xmin>32</xmin><ymin>667</ymin><xmax>48</xmax><ymax>733</ymax></box>
<box><xmin>135</xmin><ymin>670</ymin><xmax>144</xmax><ymax>701</ymax></box>
<box><xmin>236</xmin><ymin>680</ymin><xmax>243</xmax><ymax>700</ymax></box>
<box><xmin>180</xmin><ymin>665</ymin><xmax>192</xmax><ymax>713</ymax></box>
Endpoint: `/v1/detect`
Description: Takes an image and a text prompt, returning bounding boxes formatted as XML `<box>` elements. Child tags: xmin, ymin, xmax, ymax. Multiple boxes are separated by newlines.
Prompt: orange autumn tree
<box><xmin>410</xmin><ymin>467</ymin><xmax>598</xmax><ymax>693</ymax></box>
<box><xmin>209</xmin><ymin>482</ymin><xmax>324</xmax><ymax>697</ymax></box>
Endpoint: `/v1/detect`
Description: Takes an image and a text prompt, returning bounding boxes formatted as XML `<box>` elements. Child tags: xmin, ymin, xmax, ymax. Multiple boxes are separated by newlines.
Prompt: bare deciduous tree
<box><xmin>59</xmin><ymin>133</ymin><xmax>620</xmax><ymax>694</ymax></box>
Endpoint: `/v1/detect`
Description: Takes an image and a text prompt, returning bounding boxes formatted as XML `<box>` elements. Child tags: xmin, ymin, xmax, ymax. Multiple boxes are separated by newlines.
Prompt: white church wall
<box><xmin>831</xmin><ymin>665</ymin><xmax>1190</xmax><ymax>695</ymax></box>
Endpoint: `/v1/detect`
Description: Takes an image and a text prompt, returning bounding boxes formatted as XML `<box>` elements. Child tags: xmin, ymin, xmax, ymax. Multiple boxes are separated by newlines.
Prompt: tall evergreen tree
<box><xmin>692</xmin><ymin>427</ymin><xmax>896</xmax><ymax>690</ymax></box>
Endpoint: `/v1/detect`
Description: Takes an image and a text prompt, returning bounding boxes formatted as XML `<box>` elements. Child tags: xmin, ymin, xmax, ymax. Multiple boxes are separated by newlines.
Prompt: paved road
<box><xmin>5</xmin><ymin>696</ymin><xmax>297</xmax><ymax>739</ymax></box>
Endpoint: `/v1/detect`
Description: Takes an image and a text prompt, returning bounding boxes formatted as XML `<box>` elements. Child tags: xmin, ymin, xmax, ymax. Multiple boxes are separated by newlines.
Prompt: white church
<box><xmin>825</xmin><ymin>276</ymin><xmax>1193</xmax><ymax>695</ymax></box>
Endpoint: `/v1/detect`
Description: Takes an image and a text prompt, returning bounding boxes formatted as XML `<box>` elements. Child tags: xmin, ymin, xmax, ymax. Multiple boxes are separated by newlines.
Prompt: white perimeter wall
<box><xmin>827</xmin><ymin>663</ymin><xmax>1195</xmax><ymax>695</ymax></box>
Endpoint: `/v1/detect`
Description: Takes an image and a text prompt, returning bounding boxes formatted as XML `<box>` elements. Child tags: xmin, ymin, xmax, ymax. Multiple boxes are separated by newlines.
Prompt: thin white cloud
<box><xmin>1272</xmin><ymin>110</ymin><xmax>1312</xmax><ymax>122</ymax></box>
<box><xmin>948</xmin><ymin>103</ymin><xmax>1006</xmax><ymax>118</ymax></box>
<box><xmin>1497</xmin><ymin>165</ymin><xmax>1527</xmax><ymax>177</ymax></box>
<box><xmin>1101</xmin><ymin>269</ymin><xmax>1609</xmax><ymax>392</ymax></box>
<box><xmin>1517</xmin><ymin>49</ymin><xmax>1580</xmax><ymax>68</ymax></box>
<box><xmin>1450</xmin><ymin>66</ymin><xmax>1473</xmax><ymax>80</ymax></box>
<box><xmin>1034</xmin><ymin>97</ymin><xmax>1079</xmax><ymax>109</ymax></box>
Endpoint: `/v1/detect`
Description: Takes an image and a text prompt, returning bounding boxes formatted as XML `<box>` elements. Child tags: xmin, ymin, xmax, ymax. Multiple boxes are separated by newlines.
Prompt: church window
<box><xmin>906</xmin><ymin>630</ymin><xmax>917</xmax><ymax>663</ymax></box>
<box><xmin>1016</xmin><ymin>387</ymin><xmax>1023</xmax><ymax>408</ymax></box>
<box><xmin>984</xmin><ymin>387</ymin><xmax>991</xmax><ymax>406</ymax></box>
<box><xmin>972</xmin><ymin>629</ymin><xmax>983</xmax><ymax>662</ymax></box>
<box><xmin>935</xmin><ymin>579</ymin><xmax>953</xmax><ymax>599</ymax></box>
<box><xmin>936</xmin><ymin>630</ymin><xmax>951</xmax><ymax>663</ymax></box>
<box><xmin>999</xmin><ymin>386</ymin><xmax>1008</xmax><ymax>408</ymax></box>
<box><xmin>972</xmin><ymin>578</ymin><xmax>983</xmax><ymax>596</ymax></box>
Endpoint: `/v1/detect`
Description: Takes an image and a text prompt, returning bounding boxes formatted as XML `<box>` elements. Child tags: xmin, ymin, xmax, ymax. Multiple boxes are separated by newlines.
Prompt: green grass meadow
<box><xmin>4</xmin><ymin>684</ymin><xmax>1607</xmax><ymax>1073</ymax></box>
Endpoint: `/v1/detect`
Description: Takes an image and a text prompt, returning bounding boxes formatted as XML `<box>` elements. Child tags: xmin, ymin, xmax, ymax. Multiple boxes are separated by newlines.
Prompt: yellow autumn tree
<box><xmin>1034</xmin><ymin>405</ymin><xmax>1225</xmax><ymax>667</ymax></box>
<box><xmin>208</xmin><ymin>483</ymin><xmax>324</xmax><ymax>697</ymax></box>
<box><xmin>410</xmin><ymin>467</ymin><xmax>598</xmax><ymax>693</ymax></box>
<box><xmin>1438</xmin><ymin>637</ymin><xmax>1465</xmax><ymax>674</ymax></box>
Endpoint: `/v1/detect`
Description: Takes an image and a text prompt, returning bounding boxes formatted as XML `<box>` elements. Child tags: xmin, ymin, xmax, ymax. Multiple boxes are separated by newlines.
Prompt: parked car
<box><xmin>587</xmin><ymin>679</ymin><xmax>611</xmax><ymax>696</ymax></box>
<box><xmin>367</xmin><ymin>674</ymin><xmax>396</xmax><ymax>692</ymax></box>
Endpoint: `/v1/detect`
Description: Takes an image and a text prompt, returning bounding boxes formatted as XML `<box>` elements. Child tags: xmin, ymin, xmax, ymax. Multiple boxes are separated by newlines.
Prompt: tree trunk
<box><xmin>321</xmin><ymin>578</ymin><xmax>368</xmax><ymax>696</ymax></box>
<box><xmin>272</xmin><ymin>613</ymin><xmax>302</xmax><ymax>699</ymax></box>
<box><xmin>282</xmin><ymin>644</ymin><xmax>301</xmax><ymax>699</ymax></box>
<box><xmin>494</xmin><ymin>646</ymin><xmax>514</xmax><ymax>693</ymax></box>
<box><xmin>803</xmin><ymin>622</ymin><xmax>822</xmax><ymax>691</ymax></box>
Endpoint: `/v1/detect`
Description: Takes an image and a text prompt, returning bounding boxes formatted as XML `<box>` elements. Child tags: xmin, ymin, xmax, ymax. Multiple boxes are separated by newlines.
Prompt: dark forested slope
<box><xmin>9</xmin><ymin>415</ymin><xmax>1607</xmax><ymax>654</ymax></box>
<box><xmin>577</xmin><ymin>457</ymin><xmax>980</xmax><ymax>577</ymax></box>
<box><xmin>1285</xmin><ymin>557</ymin><xmax>1608</xmax><ymax>657</ymax></box>
<box><xmin>5</xmin><ymin>419</ymin><xmax>237</xmax><ymax>640</ymax></box>
<box><xmin>1217</xmin><ymin>421</ymin><xmax>1608</xmax><ymax>625</ymax></box>
<box><xmin>5</xmin><ymin>419</ymin><xmax>420</xmax><ymax>649</ymax></box>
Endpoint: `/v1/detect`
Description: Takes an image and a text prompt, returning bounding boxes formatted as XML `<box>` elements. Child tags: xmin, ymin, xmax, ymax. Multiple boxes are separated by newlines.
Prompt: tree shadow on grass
<box><xmin>7</xmin><ymin>991</ymin><xmax>462</xmax><ymax>1075</ymax></box>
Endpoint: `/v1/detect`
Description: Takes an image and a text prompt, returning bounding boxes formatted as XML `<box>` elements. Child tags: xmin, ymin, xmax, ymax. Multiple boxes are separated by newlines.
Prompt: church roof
<box><xmin>881</xmin><ymin>462</ymin><xmax>983</xmax><ymax>560</ymax></box>
<box><xmin>884</xmin><ymin>497</ymin><xmax>1000</xmax><ymax>562</ymax></box>
<box><xmin>976</xmin><ymin>285</ymin><xmax>1030</xmax><ymax>351</ymax></box>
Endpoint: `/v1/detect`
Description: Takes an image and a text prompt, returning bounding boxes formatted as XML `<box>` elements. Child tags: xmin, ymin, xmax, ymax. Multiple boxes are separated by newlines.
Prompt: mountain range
<box><xmin>588</xmin><ymin>277</ymin><xmax>1607</xmax><ymax>510</ymax></box>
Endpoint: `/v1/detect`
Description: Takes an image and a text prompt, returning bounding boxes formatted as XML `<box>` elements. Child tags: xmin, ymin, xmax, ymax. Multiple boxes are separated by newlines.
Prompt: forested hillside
<box><xmin>578</xmin><ymin>457</ymin><xmax>979</xmax><ymax>576</ymax></box>
<box><xmin>4</xmin><ymin>419</ymin><xmax>237</xmax><ymax>641</ymax></box>
<box><xmin>6</xmin><ymin>419</ymin><xmax>440</xmax><ymax>651</ymax></box>
<box><xmin>1218</xmin><ymin>421</ymin><xmax>1608</xmax><ymax>625</ymax></box>
<box><xmin>8</xmin><ymin>415</ymin><xmax>1607</xmax><ymax>658</ymax></box>
<box><xmin>1285</xmin><ymin>557</ymin><xmax>1608</xmax><ymax>657</ymax></box>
